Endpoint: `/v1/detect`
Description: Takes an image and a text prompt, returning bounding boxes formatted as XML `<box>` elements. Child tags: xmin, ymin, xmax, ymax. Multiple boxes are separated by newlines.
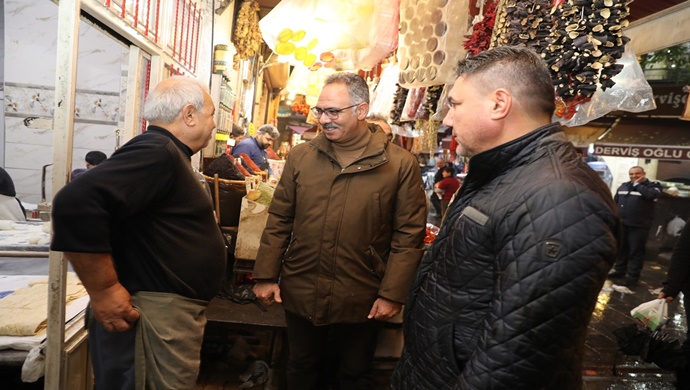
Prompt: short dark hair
<box><xmin>456</xmin><ymin>46</ymin><xmax>555</xmax><ymax>117</ymax></box>
<box><xmin>85</xmin><ymin>151</ymin><xmax>107</xmax><ymax>166</ymax></box>
<box><xmin>441</xmin><ymin>165</ymin><xmax>455</xmax><ymax>175</ymax></box>
<box><xmin>231</xmin><ymin>124</ymin><xmax>245</xmax><ymax>138</ymax></box>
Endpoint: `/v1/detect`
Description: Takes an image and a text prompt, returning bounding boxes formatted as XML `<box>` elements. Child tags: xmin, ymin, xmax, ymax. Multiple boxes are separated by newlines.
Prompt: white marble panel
<box><xmin>77</xmin><ymin>23</ymin><xmax>128</xmax><ymax>93</ymax></box>
<box><xmin>4</xmin><ymin>116</ymin><xmax>53</xmax><ymax>146</ymax></box>
<box><xmin>5</xmin><ymin>143</ymin><xmax>54</xmax><ymax>204</ymax></box>
<box><xmin>4</xmin><ymin>0</ymin><xmax>59</xmax><ymax>86</ymax></box>
<box><xmin>73</xmin><ymin>123</ymin><xmax>117</xmax><ymax>152</ymax></box>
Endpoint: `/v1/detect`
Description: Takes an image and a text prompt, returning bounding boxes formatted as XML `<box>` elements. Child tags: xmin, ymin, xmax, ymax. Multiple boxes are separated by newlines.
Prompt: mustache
<box><xmin>322</xmin><ymin>124</ymin><xmax>340</xmax><ymax>130</ymax></box>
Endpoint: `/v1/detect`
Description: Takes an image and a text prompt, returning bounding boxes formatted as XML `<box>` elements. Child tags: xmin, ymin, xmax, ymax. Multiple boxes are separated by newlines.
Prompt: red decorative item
<box><xmin>291</xmin><ymin>94</ymin><xmax>310</xmax><ymax>116</ymax></box>
<box><xmin>463</xmin><ymin>2</ymin><xmax>498</xmax><ymax>56</ymax></box>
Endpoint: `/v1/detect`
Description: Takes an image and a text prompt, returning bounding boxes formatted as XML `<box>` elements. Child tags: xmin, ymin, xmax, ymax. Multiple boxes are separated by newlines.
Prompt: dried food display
<box><xmin>233</xmin><ymin>0</ymin><xmax>263</xmax><ymax>61</ymax></box>
<box><xmin>464</xmin><ymin>1</ymin><xmax>498</xmax><ymax>56</ymax></box>
<box><xmin>203</xmin><ymin>154</ymin><xmax>245</xmax><ymax>181</ymax></box>
<box><xmin>390</xmin><ymin>84</ymin><xmax>409</xmax><ymax>125</ymax></box>
<box><xmin>422</xmin><ymin>85</ymin><xmax>444</xmax><ymax>118</ymax></box>
<box><xmin>490</xmin><ymin>0</ymin><xmax>631</xmax><ymax>119</ymax></box>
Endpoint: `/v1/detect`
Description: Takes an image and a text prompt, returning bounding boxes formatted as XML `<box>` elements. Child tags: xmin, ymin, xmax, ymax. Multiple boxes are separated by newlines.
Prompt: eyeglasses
<box><xmin>444</xmin><ymin>97</ymin><xmax>461</xmax><ymax>110</ymax></box>
<box><xmin>311</xmin><ymin>103</ymin><xmax>361</xmax><ymax>120</ymax></box>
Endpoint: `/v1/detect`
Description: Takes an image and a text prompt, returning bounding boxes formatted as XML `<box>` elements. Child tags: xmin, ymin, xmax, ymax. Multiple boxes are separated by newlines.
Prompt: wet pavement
<box><xmin>581</xmin><ymin>252</ymin><xmax>687</xmax><ymax>389</ymax></box>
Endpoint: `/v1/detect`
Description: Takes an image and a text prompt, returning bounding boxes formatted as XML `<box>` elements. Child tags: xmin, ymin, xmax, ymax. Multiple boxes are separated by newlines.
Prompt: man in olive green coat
<box><xmin>253</xmin><ymin>73</ymin><xmax>427</xmax><ymax>390</ymax></box>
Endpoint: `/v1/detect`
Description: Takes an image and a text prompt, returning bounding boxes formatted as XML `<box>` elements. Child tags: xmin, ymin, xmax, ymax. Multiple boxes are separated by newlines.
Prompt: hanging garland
<box><xmin>233</xmin><ymin>0</ymin><xmax>263</xmax><ymax>61</ymax></box>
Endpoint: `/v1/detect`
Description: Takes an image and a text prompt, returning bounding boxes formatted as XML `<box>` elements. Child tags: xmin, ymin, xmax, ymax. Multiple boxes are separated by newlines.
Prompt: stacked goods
<box><xmin>238</xmin><ymin>153</ymin><xmax>262</xmax><ymax>174</ymax></box>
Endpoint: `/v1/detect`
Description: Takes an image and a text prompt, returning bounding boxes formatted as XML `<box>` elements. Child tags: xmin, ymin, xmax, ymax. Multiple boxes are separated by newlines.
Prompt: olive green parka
<box><xmin>253</xmin><ymin>125</ymin><xmax>427</xmax><ymax>325</ymax></box>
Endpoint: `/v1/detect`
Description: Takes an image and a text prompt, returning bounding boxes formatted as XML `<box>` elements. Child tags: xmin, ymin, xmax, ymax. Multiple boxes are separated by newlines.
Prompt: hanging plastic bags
<box><xmin>554</xmin><ymin>44</ymin><xmax>656</xmax><ymax>127</ymax></box>
<box><xmin>630</xmin><ymin>298</ymin><xmax>669</xmax><ymax>331</ymax></box>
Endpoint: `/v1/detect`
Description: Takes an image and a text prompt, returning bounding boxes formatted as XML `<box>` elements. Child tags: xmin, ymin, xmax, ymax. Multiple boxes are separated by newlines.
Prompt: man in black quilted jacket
<box><xmin>392</xmin><ymin>46</ymin><xmax>619</xmax><ymax>389</ymax></box>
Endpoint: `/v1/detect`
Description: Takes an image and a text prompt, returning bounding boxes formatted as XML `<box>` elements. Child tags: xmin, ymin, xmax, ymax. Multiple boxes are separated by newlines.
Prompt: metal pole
<box><xmin>45</xmin><ymin>0</ymin><xmax>80</xmax><ymax>388</ymax></box>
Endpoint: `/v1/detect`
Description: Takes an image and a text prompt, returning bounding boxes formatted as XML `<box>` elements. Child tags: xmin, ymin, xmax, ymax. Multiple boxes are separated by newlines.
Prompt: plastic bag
<box><xmin>259</xmin><ymin>0</ymin><xmax>400</xmax><ymax>71</ymax></box>
<box><xmin>555</xmin><ymin>44</ymin><xmax>656</xmax><ymax>127</ymax></box>
<box><xmin>368</xmin><ymin>62</ymin><xmax>400</xmax><ymax>121</ymax></box>
<box><xmin>630</xmin><ymin>298</ymin><xmax>668</xmax><ymax>331</ymax></box>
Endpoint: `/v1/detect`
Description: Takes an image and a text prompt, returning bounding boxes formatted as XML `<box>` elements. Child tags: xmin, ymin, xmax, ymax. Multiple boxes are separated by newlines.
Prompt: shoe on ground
<box><xmin>622</xmin><ymin>278</ymin><xmax>639</xmax><ymax>288</ymax></box>
<box><xmin>607</xmin><ymin>271</ymin><xmax>625</xmax><ymax>279</ymax></box>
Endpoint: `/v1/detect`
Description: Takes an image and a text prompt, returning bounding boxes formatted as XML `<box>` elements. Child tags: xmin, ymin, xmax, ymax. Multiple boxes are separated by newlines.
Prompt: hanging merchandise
<box><xmin>369</xmin><ymin>62</ymin><xmax>400</xmax><ymax>121</ymax></box>
<box><xmin>429</xmin><ymin>83</ymin><xmax>452</xmax><ymax>122</ymax></box>
<box><xmin>464</xmin><ymin>1</ymin><xmax>498</xmax><ymax>56</ymax></box>
<box><xmin>400</xmin><ymin>87</ymin><xmax>427</xmax><ymax>122</ymax></box>
<box><xmin>558</xmin><ymin>44</ymin><xmax>655</xmax><ymax>126</ymax></box>
<box><xmin>390</xmin><ymin>84</ymin><xmax>410</xmax><ymax>125</ymax></box>
<box><xmin>233</xmin><ymin>0</ymin><xmax>263</xmax><ymax>60</ymax></box>
<box><xmin>284</xmin><ymin>65</ymin><xmax>336</xmax><ymax>107</ymax></box>
<box><xmin>487</xmin><ymin>0</ymin><xmax>653</xmax><ymax>124</ymax></box>
<box><xmin>259</xmin><ymin>0</ymin><xmax>400</xmax><ymax>71</ymax></box>
<box><xmin>397</xmin><ymin>0</ymin><xmax>472</xmax><ymax>88</ymax></box>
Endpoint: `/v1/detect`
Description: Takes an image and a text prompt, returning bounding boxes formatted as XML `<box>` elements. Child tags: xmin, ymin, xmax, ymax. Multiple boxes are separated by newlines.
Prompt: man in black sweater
<box><xmin>51</xmin><ymin>76</ymin><xmax>225</xmax><ymax>389</ymax></box>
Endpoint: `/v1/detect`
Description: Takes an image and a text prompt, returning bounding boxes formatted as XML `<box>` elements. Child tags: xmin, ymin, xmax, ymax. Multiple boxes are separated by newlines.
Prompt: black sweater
<box><xmin>51</xmin><ymin>126</ymin><xmax>225</xmax><ymax>301</ymax></box>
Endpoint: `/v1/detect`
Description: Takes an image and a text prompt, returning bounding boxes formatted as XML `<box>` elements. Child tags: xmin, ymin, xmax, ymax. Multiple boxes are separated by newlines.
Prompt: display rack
<box><xmin>204</xmin><ymin>74</ymin><xmax>237</xmax><ymax>158</ymax></box>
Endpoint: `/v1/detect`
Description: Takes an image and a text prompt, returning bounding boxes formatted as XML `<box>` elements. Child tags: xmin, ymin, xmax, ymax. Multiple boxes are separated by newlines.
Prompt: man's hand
<box><xmin>89</xmin><ymin>283</ymin><xmax>140</xmax><ymax>332</ymax></box>
<box><xmin>254</xmin><ymin>282</ymin><xmax>282</xmax><ymax>306</ymax></box>
<box><xmin>368</xmin><ymin>297</ymin><xmax>402</xmax><ymax>321</ymax></box>
<box><xmin>657</xmin><ymin>291</ymin><xmax>674</xmax><ymax>302</ymax></box>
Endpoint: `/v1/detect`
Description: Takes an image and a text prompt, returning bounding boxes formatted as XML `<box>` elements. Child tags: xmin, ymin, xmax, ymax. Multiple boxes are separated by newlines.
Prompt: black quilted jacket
<box><xmin>392</xmin><ymin>124</ymin><xmax>619</xmax><ymax>389</ymax></box>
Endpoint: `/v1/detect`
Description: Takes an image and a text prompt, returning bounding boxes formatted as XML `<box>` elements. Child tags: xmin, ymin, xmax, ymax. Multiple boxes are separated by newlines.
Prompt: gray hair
<box><xmin>455</xmin><ymin>46</ymin><xmax>555</xmax><ymax>117</ymax></box>
<box><xmin>143</xmin><ymin>76</ymin><xmax>209</xmax><ymax>124</ymax></box>
<box><xmin>258</xmin><ymin>124</ymin><xmax>280</xmax><ymax>138</ymax></box>
<box><xmin>324</xmin><ymin>72</ymin><xmax>369</xmax><ymax>105</ymax></box>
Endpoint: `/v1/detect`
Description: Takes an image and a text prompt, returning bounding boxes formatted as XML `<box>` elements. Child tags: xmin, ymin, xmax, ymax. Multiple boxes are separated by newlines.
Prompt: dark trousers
<box><xmin>284</xmin><ymin>311</ymin><xmax>381</xmax><ymax>390</ymax></box>
<box><xmin>677</xmin><ymin>292</ymin><xmax>690</xmax><ymax>389</ymax></box>
<box><xmin>614</xmin><ymin>225</ymin><xmax>650</xmax><ymax>282</ymax></box>
<box><xmin>87</xmin><ymin>308</ymin><xmax>136</xmax><ymax>390</ymax></box>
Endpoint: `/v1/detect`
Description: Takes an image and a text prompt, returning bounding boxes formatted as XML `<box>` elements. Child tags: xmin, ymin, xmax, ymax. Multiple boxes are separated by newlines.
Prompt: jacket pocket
<box><xmin>367</xmin><ymin>245</ymin><xmax>386</xmax><ymax>278</ymax></box>
<box><xmin>283</xmin><ymin>235</ymin><xmax>298</xmax><ymax>262</ymax></box>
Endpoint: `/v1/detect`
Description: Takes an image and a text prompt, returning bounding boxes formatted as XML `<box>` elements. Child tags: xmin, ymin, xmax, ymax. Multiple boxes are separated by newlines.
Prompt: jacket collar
<box><xmin>462</xmin><ymin>122</ymin><xmax>563</xmax><ymax>192</ymax></box>
<box><xmin>309</xmin><ymin>123</ymin><xmax>390</xmax><ymax>170</ymax></box>
<box><xmin>438</xmin><ymin>122</ymin><xmax>564</xmax><ymax>241</ymax></box>
<box><xmin>146</xmin><ymin>125</ymin><xmax>194</xmax><ymax>158</ymax></box>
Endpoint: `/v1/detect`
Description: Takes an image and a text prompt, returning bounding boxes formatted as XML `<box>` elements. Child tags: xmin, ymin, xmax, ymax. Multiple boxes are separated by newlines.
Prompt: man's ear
<box><xmin>181</xmin><ymin>104</ymin><xmax>196</xmax><ymax>126</ymax></box>
<box><xmin>356</xmin><ymin>102</ymin><xmax>369</xmax><ymax>120</ymax></box>
<box><xmin>489</xmin><ymin>89</ymin><xmax>511</xmax><ymax>120</ymax></box>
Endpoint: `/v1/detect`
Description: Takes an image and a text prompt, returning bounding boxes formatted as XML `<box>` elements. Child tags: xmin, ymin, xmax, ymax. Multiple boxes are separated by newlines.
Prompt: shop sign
<box><xmin>593</xmin><ymin>143</ymin><xmax>690</xmax><ymax>161</ymax></box>
<box><xmin>650</xmin><ymin>86</ymin><xmax>689</xmax><ymax>116</ymax></box>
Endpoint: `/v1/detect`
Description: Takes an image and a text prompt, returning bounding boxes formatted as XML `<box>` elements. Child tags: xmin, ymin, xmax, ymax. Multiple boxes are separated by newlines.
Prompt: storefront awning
<box><xmin>592</xmin><ymin>118</ymin><xmax>690</xmax><ymax>160</ymax></box>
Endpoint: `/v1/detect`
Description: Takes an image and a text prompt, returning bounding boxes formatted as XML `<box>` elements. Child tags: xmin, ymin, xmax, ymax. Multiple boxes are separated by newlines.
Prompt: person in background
<box><xmin>232</xmin><ymin>124</ymin><xmax>280</xmax><ymax>175</ymax></box>
<box><xmin>658</xmin><ymin>220</ymin><xmax>690</xmax><ymax>390</ymax></box>
<box><xmin>392</xmin><ymin>46</ymin><xmax>619</xmax><ymax>389</ymax></box>
<box><xmin>70</xmin><ymin>150</ymin><xmax>108</xmax><ymax>180</ymax></box>
<box><xmin>51</xmin><ymin>76</ymin><xmax>226</xmax><ymax>389</ymax></box>
<box><xmin>227</xmin><ymin>124</ymin><xmax>245</xmax><ymax>155</ymax></box>
<box><xmin>608</xmin><ymin>166</ymin><xmax>662</xmax><ymax>287</ymax></box>
<box><xmin>433</xmin><ymin>165</ymin><xmax>460</xmax><ymax>219</ymax></box>
<box><xmin>253</xmin><ymin>73</ymin><xmax>427</xmax><ymax>390</ymax></box>
<box><xmin>0</xmin><ymin>167</ymin><xmax>26</xmax><ymax>221</ymax></box>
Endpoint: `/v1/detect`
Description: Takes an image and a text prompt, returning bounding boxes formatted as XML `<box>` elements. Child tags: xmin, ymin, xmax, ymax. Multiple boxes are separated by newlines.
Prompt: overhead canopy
<box><xmin>592</xmin><ymin>117</ymin><xmax>690</xmax><ymax>160</ymax></box>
